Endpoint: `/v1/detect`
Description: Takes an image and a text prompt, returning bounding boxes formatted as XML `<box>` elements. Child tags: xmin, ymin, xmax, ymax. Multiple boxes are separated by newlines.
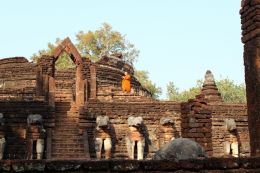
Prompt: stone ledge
<box><xmin>0</xmin><ymin>158</ymin><xmax>260</xmax><ymax>172</ymax></box>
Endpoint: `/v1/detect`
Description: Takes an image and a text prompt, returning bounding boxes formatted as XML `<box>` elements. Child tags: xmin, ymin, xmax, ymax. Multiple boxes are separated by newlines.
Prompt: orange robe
<box><xmin>122</xmin><ymin>75</ymin><xmax>131</xmax><ymax>92</ymax></box>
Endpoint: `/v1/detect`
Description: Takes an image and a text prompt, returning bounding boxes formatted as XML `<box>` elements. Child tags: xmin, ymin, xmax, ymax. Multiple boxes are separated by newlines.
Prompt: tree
<box><xmin>31</xmin><ymin>23</ymin><xmax>139</xmax><ymax>66</ymax></box>
<box><xmin>76</xmin><ymin>23</ymin><xmax>139</xmax><ymax>64</ymax></box>
<box><xmin>166</xmin><ymin>81</ymin><xmax>201</xmax><ymax>102</ymax></box>
<box><xmin>216</xmin><ymin>78</ymin><xmax>246</xmax><ymax>103</ymax></box>
<box><xmin>166</xmin><ymin>79</ymin><xmax>246</xmax><ymax>103</ymax></box>
<box><xmin>134</xmin><ymin>70</ymin><xmax>162</xmax><ymax>99</ymax></box>
<box><xmin>31</xmin><ymin>38</ymin><xmax>75</xmax><ymax>69</ymax></box>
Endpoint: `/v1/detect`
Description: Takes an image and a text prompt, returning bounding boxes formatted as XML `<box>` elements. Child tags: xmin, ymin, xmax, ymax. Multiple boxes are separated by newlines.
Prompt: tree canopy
<box><xmin>134</xmin><ymin>70</ymin><xmax>162</xmax><ymax>99</ymax></box>
<box><xmin>76</xmin><ymin>23</ymin><xmax>139</xmax><ymax>64</ymax></box>
<box><xmin>166</xmin><ymin>78</ymin><xmax>246</xmax><ymax>103</ymax></box>
<box><xmin>31</xmin><ymin>23</ymin><xmax>139</xmax><ymax>65</ymax></box>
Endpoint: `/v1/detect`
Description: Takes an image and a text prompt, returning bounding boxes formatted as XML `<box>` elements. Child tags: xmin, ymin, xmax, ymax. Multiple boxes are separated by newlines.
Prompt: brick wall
<box><xmin>0</xmin><ymin>101</ymin><xmax>51</xmax><ymax>159</ymax></box>
<box><xmin>0</xmin><ymin>57</ymin><xmax>39</xmax><ymax>100</ymax></box>
<box><xmin>210</xmin><ymin>104</ymin><xmax>250</xmax><ymax>157</ymax></box>
<box><xmin>181</xmin><ymin>98</ymin><xmax>213</xmax><ymax>156</ymax></box>
<box><xmin>55</xmin><ymin>69</ymin><xmax>76</xmax><ymax>102</ymax></box>
<box><xmin>79</xmin><ymin>100</ymin><xmax>182</xmax><ymax>159</ymax></box>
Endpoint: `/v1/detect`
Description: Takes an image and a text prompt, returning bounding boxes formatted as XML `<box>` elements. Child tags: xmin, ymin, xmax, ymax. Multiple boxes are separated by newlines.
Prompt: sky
<box><xmin>0</xmin><ymin>1</ymin><xmax>243</xmax><ymax>98</ymax></box>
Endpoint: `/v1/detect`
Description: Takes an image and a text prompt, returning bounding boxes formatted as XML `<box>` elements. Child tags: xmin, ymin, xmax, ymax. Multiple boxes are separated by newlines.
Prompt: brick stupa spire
<box><xmin>200</xmin><ymin>70</ymin><xmax>223</xmax><ymax>103</ymax></box>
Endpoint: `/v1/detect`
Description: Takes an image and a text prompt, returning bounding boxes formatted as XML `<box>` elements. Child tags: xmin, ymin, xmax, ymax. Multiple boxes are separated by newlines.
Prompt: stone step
<box><xmin>51</xmin><ymin>149</ymin><xmax>85</xmax><ymax>154</ymax></box>
<box><xmin>53</xmin><ymin>129</ymin><xmax>79</xmax><ymax>133</ymax></box>
<box><xmin>51</xmin><ymin>155</ymin><xmax>86</xmax><ymax>160</ymax></box>
<box><xmin>54</xmin><ymin>122</ymin><xmax>78</xmax><ymax>127</ymax></box>
<box><xmin>52</xmin><ymin>138</ymin><xmax>83</xmax><ymax>143</ymax></box>
<box><xmin>54</xmin><ymin>118</ymin><xmax>78</xmax><ymax>122</ymax></box>
<box><xmin>52</xmin><ymin>134</ymin><xmax>83</xmax><ymax>139</ymax></box>
<box><xmin>55</xmin><ymin>113</ymin><xmax>79</xmax><ymax>117</ymax></box>
<box><xmin>52</xmin><ymin>143</ymin><xmax>84</xmax><ymax>147</ymax></box>
<box><xmin>51</xmin><ymin>152</ymin><xmax>85</xmax><ymax>156</ymax></box>
<box><xmin>52</xmin><ymin>146</ymin><xmax>84</xmax><ymax>151</ymax></box>
<box><xmin>53</xmin><ymin>132</ymin><xmax>79</xmax><ymax>136</ymax></box>
<box><xmin>55</xmin><ymin>101</ymin><xmax>71</xmax><ymax>105</ymax></box>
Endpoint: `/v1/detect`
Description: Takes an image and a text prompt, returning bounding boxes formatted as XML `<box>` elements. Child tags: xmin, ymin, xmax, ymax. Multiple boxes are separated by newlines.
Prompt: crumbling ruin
<box><xmin>0</xmin><ymin>38</ymin><xmax>250</xmax><ymax>161</ymax></box>
<box><xmin>0</xmin><ymin>1</ymin><xmax>259</xmax><ymax>171</ymax></box>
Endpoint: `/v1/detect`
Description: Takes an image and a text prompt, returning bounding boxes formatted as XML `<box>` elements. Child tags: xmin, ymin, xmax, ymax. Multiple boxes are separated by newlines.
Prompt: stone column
<box><xmin>95</xmin><ymin>116</ymin><xmax>112</xmax><ymax>159</ymax></box>
<box><xmin>90</xmin><ymin>65</ymin><xmax>97</xmax><ymax>99</ymax></box>
<box><xmin>159</xmin><ymin>117</ymin><xmax>174</xmax><ymax>148</ymax></box>
<box><xmin>48</xmin><ymin>76</ymin><xmax>55</xmax><ymax>109</ymax></box>
<box><xmin>27</xmin><ymin>114</ymin><xmax>46</xmax><ymax>160</ymax></box>
<box><xmin>240</xmin><ymin>0</ymin><xmax>260</xmax><ymax>156</ymax></box>
<box><xmin>76</xmin><ymin>60</ymin><xmax>85</xmax><ymax>105</ymax></box>
<box><xmin>126</xmin><ymin>116</ymin><xmax>145</xmax><ymax>160</ymax></box>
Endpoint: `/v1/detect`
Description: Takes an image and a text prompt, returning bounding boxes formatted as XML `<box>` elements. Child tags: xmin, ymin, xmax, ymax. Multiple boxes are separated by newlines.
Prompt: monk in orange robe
<box><xmin>122</xmin><ymin>72</ymin><xmax>131</xmax><ymax>92</ymax></box>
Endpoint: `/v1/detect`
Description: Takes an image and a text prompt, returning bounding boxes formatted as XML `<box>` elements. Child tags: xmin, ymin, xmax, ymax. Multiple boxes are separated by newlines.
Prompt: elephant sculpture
<box><xmin>126</xmin><ymin>116</ymin><xmax>145</xmax><ymax>160</ymax></box>
<box><xmin>159</xmin><ymin>117</ymin><xmax>174</xmax><ymax>147</ymax></box>
<box><xmin>27</xmin><ymin>114</ymin><xmax>46</xmax><ymax>159</ymax></box>
<box><xmin>95</xmin><ymin>115</ymin><xmax>112</xmax><ymax>159</ymax></box>
<box><xmin>223</xmin><ymin>118</ymin><xmax>239</xmax><ymax>157</ymax></box>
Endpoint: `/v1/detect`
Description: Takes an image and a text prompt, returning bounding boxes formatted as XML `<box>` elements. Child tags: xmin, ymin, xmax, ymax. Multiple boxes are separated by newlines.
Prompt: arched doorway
<box><xmin>52</xmin><ymin>37</ymin><xmax>84</xmax><ymax>105</ymax></box>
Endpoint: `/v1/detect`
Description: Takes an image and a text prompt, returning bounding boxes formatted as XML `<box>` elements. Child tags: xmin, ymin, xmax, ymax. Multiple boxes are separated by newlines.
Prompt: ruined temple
<box><xmin>1</xmin><ymin>1</ymin><xmax>260</xmax><ymax>171</ymax></box>
<box><xmin>0</xmin><ymin>37</ymin><xmax>250</xmax><ymax>161</ymax></box>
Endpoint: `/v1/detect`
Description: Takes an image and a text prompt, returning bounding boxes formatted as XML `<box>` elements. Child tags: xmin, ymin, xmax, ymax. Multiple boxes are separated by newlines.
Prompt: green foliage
<box><xmin>166</xmin><ymin>78</ymin><xmax>246</xmax><ymax>103</ymax></box>
<box><xmin>216</xmin><ymin>78</ymin><xmax>246</xmax><ymax>103</ymax></box>
<box><xmin>31</xmin><ymin>41</ymin><xmax>57</xmax><ymax>63</ymax></box>
<box><xmin>31</xmin><ymin>23</ymin><xmax>139</xmax><ymax>66</ymax></box>
<box><xmin>55</xmin><ymin>52</ymin><xmax>75</xmax><ymax>70</ymax></box>
<box><xmin>134</xmin><ymin>70</ymin><xmax>162</xmax><ymax>99</ymax></box>
<box><xmin>166</xmin><ymin>81</ymin><xmax>201</xmax><ymax>102</ymax></box>
<box><xmin>76</xmin><ymin>23</ymin><xmax>139</xmax><ymax>64</ymax></box>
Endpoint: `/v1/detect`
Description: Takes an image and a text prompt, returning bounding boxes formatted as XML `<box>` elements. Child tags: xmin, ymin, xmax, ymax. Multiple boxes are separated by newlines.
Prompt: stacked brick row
<box><xmin>181</xmin><ymin>98</ymin><xmax>213</xmax><ymax>156</ymax></box>
<box><xmin>96</xmin><ymin>54</ymin><xmax>134</xmax><ymax>75</ymax></box>
<box><xmin>37</xmin><ymin>55</ymin><xmax>55</xmax><ymax>76</ymax></box>
<box><xmin>240</xmin><ymin>0</ymin><xmax>260</xmax><ymax>156</ymax></box>
<box><xmin>51</xmin><ymin>102</ymin><xmax>86</xmax><ymax>159</ymax></box>
<box><xmin>54</xmin><ymin>69</ymin><xmax>76</xmax><ymax>102</ymax></box>
<box><xmin>0</xmin><ymin>57</ymin><xmax>38</xmax><ymax>100</ymax></box>
<box><xmin>95</xmin><ymin>55</ymin><xmax>152</xmax><ymax>101</ymax></box>
<box><xmin>82</xmin><ymin>57</ymin><xmax>92</xmax><ymax>81</ymax></box>
<box><xmin>200</xmin><ymin>70</ymin><xmax>223</xmax><ymax>103</ymax></box>
<box><xmin>0</xmin><ymin>101</ymin><xmax>51</xmax><ymax>159</ymax></box>
<box><xmin>79</xmin><ymin>100</ymin><xmax>181</xmax><ymax>159</ymax></box>
<box><xmin>240</xmin><ymin>0</ymin><xmax>260</xmax><ymax>43</ymax></box>
<box><xmin>210</xmin><ymin>104</ymin><xmax>250</xmax><ymax>157</ymax></box>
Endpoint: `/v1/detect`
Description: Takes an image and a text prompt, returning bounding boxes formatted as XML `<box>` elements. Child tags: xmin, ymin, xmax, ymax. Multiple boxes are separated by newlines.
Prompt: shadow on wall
<box><xmin>142</xmin><ymin>124</ymin><xmax>151</xmax><ymax>158</ymax></box>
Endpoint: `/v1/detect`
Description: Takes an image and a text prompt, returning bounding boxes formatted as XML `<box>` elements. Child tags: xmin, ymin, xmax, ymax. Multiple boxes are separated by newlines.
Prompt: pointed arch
<box><xmin>53</xmin><ymin>37</ymin><xmax>82</xmax><ymax>64</ymax></box>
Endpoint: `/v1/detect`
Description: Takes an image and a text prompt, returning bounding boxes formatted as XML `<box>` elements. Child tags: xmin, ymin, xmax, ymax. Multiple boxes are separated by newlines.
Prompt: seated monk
<box><xmin>122</xmin><ymin>72</ymin><xmax>131</xmax><ymax>92</ymax></box>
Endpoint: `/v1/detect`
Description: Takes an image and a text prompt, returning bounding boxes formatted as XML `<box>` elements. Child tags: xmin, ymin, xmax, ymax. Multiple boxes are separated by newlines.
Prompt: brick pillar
<box><xmin>46</xmin><ymin>129</ymin><xmax>52</xmax><ymax>159</ymax></box>
<box><xmin>76</xmin><ymin>61</ymin><xmax>84</xmax><ymax>105</ymax></box>
<box><xmin>241</xmin><ymin>0</ymin><xmax>260</xmax><ymax>156</ymax></box>
<box><xmin>48</xmin><ymin>76</ymin><xmax>55</xmax><ymax>109</ymax></box>
<box><xmin>36</xmin><ymin>67</ymin><xmax>43</xmax><ymax>97</ymax></box>
<box><xmin>181</xmin><ymin>99</ymin><xmax>213</xmax><ymax>156</ymax></box>
<box><xmin>84</xmin><ymin>79</ymin><xmax>88</xmax><ymax>102</ymax></box>
<box><xmin>90</xmin><ymin>65</ymin><xmax>97</xmax><ymax>99</ymax></box>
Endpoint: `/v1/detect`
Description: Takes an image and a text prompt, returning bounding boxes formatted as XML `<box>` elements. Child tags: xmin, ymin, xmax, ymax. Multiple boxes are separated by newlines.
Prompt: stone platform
<box><xmin>1</xmin><ymin>157</ymin><xmax>260</xmax><ymax>173</ymax></box>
